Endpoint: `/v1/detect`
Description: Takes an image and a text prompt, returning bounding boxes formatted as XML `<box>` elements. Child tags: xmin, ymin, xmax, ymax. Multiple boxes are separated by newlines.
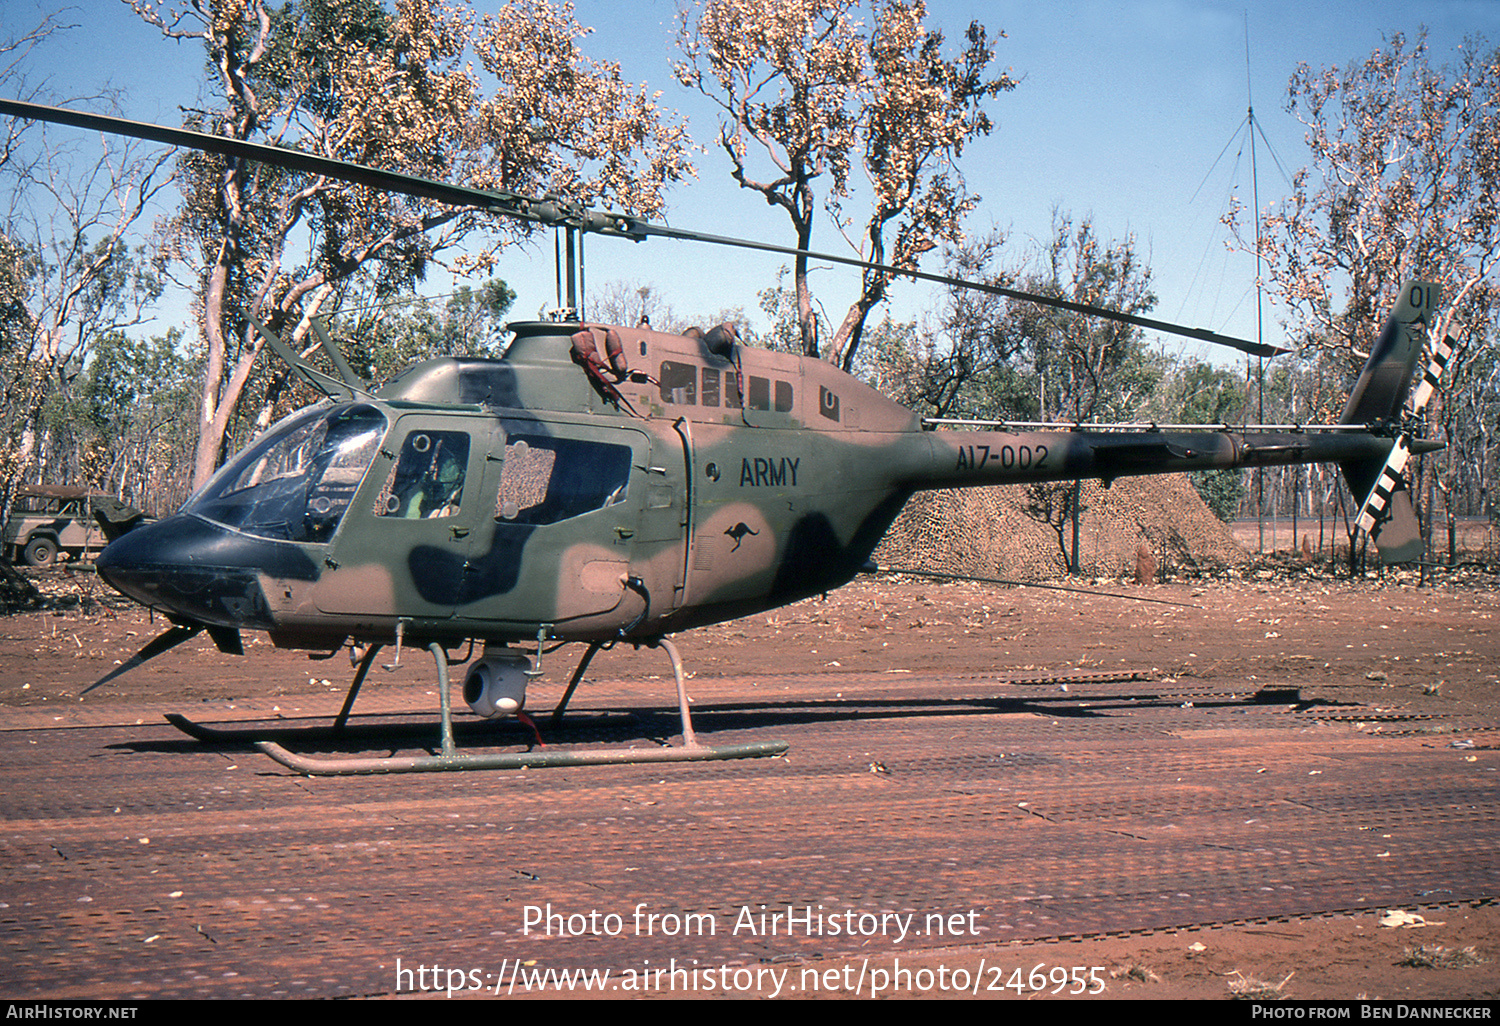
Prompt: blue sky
<box><xmin>8</xmin><ymin>0</ymin><xmax>1499</xmax><ymax>357</ymax></box>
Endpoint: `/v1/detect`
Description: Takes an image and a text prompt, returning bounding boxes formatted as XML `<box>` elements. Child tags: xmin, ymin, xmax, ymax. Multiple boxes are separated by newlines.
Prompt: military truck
<box><xmin>4</xmin><ymin>486</ymin><xmax>149</xmax><ymax>566</ymax></box>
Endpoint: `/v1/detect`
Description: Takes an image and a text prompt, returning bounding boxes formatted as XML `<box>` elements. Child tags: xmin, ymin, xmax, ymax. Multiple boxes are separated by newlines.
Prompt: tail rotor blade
<box><xmin>1343</xmin><ymin>290</ymin><xmax>1460</xmax><ymax>564</ymax></box>
<box><xmin>1407</xmin><ymin>333</ymin><xmax>1456</xmax><ymax>419</ymax></box>
<box><xmin>1355</xmin><ymin>437</ymin><xmax>1411</xmax><ymax>532</ymax></box>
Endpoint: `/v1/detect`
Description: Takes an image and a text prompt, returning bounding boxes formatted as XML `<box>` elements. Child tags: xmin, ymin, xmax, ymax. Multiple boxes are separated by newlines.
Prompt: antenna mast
<box><xmin>1246</xmin><ymin>17</ymin><xmax>1268</xmax><ymax>554</ymax></box>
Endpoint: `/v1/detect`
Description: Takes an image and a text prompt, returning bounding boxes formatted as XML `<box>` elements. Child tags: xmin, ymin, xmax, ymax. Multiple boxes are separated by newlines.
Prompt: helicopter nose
<box><xmin>97</xmin><ymin>514</ymin><xmax>320</xmax><ymax>631</ymax></box>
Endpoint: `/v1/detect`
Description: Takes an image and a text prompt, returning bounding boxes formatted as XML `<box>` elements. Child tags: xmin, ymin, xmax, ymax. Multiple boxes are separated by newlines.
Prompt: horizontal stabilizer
<box><xmin>1090</xmin><ymin>439</ymin><xmax>1201</xmax><ymax>478</ymax></box>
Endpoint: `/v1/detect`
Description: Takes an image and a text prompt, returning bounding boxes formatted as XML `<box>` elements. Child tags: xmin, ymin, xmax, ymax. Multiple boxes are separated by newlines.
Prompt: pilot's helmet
<box><xmin>435</xmin><ymin>449</ymin><xmax>462</xmax><ymax>484</ymax></box>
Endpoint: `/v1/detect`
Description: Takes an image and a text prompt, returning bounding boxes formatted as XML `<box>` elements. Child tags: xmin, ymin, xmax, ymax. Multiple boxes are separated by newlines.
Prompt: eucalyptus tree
<box><xmin>677</xmin><ymin>0</ymin><xmax>1014</xmax><ymax>370</ymax></box>
<box><xmin>130</xmin><ymin>0</ymin><xmax>695</xmax><ymax>486</ymax></box>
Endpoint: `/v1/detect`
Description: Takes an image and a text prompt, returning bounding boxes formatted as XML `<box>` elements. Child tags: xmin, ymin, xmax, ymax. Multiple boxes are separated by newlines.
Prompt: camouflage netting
<box><xmin>874</xmin><ymin>474</ymin><xmax>1249</xmax><ymax>582</ymax></box>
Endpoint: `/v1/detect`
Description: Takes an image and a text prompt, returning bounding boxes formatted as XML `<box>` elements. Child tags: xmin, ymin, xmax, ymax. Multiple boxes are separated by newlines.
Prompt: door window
<box><xmin>494</xmin><ymin>435</ymin><xmax>631</xmax><ymax>525</ymax></box>
<box><xmin>373</xmin><ymin>430</ymin><xmax>470</xmax><ymax>519</ymax></box>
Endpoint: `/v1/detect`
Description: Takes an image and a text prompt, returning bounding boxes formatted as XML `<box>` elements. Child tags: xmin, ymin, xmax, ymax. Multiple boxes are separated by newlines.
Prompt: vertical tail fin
<box><xmin>1338</xmin><ymin>282</ymin><xmax>1437</xmax><ymax>426</ymax></box>
<box><xmin>1337</xmin><ymin>282</ymin><xmax>1440</xmax><ymax>564</ymax></box>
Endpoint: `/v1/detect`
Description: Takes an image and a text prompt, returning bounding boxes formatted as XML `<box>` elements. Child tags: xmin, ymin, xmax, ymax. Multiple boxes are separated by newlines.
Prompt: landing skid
<box><xmin>251</xmin><ymin>738</ymin><xmax>790</xmax><ymax>776</ymax></box>
<box><xmin>167</xmin><ymin>636</ymin><xmax>788</xmax><ymax>775</ymax></box>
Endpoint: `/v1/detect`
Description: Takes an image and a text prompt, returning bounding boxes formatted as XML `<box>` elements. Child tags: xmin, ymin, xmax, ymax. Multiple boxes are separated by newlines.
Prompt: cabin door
<box><xmin>314</xmin><ymin>414</ymin><xmax>489</xmax><ymax>620</ymax></box>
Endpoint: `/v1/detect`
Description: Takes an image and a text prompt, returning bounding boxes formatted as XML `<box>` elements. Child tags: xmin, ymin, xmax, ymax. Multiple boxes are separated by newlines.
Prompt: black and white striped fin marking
<box><xmin>1356</xmin><ymin>438</ymin><xmax>1412</xmax><ymax>535</ymax></box>
<box><xmin>1407</xmin><ymin>334</ymin><xmax>1456</xmax><ymax>418</ymax></box>
<box><xmin>1359</xmin><ymin>333</ymin><xmax>1455</xmax><ymax>537</ymax></box>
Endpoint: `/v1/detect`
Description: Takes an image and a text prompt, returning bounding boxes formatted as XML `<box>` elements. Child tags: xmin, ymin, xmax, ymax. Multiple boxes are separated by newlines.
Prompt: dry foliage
<box><xmin>1232</xmin><ymin>31</ymin><xmax>1499</xmax><ymax>364</ymax></box>
<box><xmin>676</xmin><ymin>0</ymin><xmax>1015</xmax><ymax>370</ymax></box>
<box><xmin>1398</xmin><ymin>945</ymin><xmax>1488</xmax><ymax>970</ymax></box>
<box><xmin>129</xmin><ymin>0</ymin><xmax>694</xmax><ymax>487</ymax></box>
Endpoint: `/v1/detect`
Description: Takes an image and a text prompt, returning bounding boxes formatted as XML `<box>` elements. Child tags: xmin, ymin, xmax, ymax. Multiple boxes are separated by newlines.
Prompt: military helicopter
<box><xmin>0</xmin><ymin>98</ymin><xmax>1456</xmax><ymax>775</ymax></box>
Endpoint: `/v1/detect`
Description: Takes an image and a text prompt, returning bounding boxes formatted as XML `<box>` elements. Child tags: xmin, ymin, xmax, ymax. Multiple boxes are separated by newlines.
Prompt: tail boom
<box><xmin>908</xmin><ymin>427</ymin><xmax>1393</xmax><ymax>491</ymax></box>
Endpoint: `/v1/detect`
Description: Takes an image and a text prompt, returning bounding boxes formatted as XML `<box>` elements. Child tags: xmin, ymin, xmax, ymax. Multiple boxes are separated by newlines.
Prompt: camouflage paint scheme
<box><xmin>0</xmin><ymin>99</ymin><xmax>1442</xmax><ymax>751</ymax></box>
<box><xmin>97</xmin><ymin>283</ymin><xmax>1437</xmax><ymax>658</ymax></box>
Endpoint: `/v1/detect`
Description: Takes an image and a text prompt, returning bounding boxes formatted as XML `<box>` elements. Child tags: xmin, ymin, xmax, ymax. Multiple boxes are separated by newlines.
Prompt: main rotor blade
<box><xmin>0</xmin><ymin>98</ymin><xmax>1286</xmax><ymax>357</ymax></box>
<box><xmin>0</xmin><ymin>98</ymin><xmax>632</xmax><ymax>235</ymax></box>
<box><xmin>629</xmin><ymin>222</ymin><xmax>1288</xmax><ymax>357</ymax></box>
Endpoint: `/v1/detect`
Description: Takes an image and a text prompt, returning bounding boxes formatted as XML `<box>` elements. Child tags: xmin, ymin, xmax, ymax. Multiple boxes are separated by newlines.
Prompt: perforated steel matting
<box><xmin>2</xmin><ymin>670</ymin><xmax>1497</xmax><ymax>998</ymax></box>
